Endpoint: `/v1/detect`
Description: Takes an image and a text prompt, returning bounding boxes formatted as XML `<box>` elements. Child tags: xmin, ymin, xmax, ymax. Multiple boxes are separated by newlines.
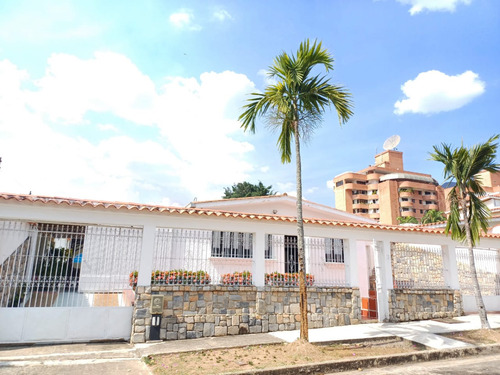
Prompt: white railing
<box><xmin>456</xmin><ymin>247</ymin><xmax>500</xmax><ymax>296</ymax></box>
<box><xmin>149</xmin><ymin>228</ymin><xmax>348</xmax><ymax>287</ymax></box>
<box><xmin>151</xmin><ymin>228</ymin><xmax>253</xmax><ymax>286</ymax></box>
<box><xmin>0</xmin><ymin>220</ymin><xmax>141</xmax><ymax>308</ymax></box>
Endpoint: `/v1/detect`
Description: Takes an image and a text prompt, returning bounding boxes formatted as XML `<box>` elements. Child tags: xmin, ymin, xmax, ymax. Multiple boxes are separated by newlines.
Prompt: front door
<box><xmin>284</xmin><ymin>235</ymin><xmax>298</xmax><ymax>273</ymax></box>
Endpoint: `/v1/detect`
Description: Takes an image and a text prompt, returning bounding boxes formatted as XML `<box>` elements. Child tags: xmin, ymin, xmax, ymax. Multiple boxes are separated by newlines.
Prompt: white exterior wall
<box><xmin>1</xmin><ymin>199</ymin><xmax>500</xmax><ymax>320</ymax></box>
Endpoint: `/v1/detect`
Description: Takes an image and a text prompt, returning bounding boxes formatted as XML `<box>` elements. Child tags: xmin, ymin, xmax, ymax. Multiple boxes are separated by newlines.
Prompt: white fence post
<box><xmin>253</xmin><ymin>230</ymin><xmax>266</xmax><ymax>287</ymax></box>
<box><xmin>137</xmin><ymin>224</ymin><xmax>156</xmax><ymax>286</ymax></box>
<box><xmin>442</xmin><ymin>244</ymin><xmax>460</xmax><ymax>289</ymax></box>
<box><xmin>373</xmin><ymin>240</ymin><xmax>392</xmax><ymax>322</ymax></box>
<box><xmin>345</xmin><ymin>238</ymin><xmax>358</xmax><ymax>288</ymax></box>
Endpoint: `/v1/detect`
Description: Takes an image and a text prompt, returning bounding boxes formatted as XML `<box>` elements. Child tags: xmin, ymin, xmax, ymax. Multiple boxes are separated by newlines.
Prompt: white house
<box><xmin>0</xmin><ymin>192</ymin><xmax>499</xmax><ymax>344</ymax></box>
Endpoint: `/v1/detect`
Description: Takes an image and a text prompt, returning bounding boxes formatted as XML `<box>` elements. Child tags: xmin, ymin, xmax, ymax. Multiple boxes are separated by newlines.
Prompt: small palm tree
<box><xmin>430</xmin><ymin>134</ymin><xmax>499</xmax><ymax>329</ymax></box>
<box><xmin>421</xmin><ymin>209</ymin><xmax>447</xmax><ymax>224</ymax></box>
<box><xmin>239</xmin><ymin>39</ymin><xmax>353</xmax><ymax>341</ymax></box>
<box><xmin>397</xmin><ymin>216</ymin><xmax>419</xmax><ymax>224</ymax></box>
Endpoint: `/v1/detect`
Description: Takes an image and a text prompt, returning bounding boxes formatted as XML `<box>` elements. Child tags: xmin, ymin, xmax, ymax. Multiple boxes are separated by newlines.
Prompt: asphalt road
<box><xmin>336</xmin><ymin>354</ymin><xmax>500</xmax><ymax>375</ymax></box>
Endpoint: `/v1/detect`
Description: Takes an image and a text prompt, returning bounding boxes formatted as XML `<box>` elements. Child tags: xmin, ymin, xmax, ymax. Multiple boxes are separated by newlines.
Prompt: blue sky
<box><xmin>0</xmin><ymin>0</ymin><xmax>498</xmax><ymax>207</ymax></box>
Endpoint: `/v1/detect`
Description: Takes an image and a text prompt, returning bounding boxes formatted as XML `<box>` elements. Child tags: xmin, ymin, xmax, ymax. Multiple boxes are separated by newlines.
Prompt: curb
<box><xmin>225</xmin><ymin>344</ymin><xmax>500</xmax><ymax>375</ymax></box>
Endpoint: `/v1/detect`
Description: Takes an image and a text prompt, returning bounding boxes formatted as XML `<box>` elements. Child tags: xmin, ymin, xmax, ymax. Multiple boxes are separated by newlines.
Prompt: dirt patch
<box><xmin>440</xmin><ymin>328</ymin><xmax>500</xmax><ymax>345</ymax></box>
<box><xmin>146</xmin><ymin>337</ymin><xmax>424</xmax><ymax>375</ymax></box>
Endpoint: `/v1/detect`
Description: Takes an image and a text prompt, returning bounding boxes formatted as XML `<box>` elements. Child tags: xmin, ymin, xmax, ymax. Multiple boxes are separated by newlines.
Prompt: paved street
<box><xmin>0</xmin><ymin>358</ymin><xmax>150</xmax><ymax>375</ymax></box>
<box><xmin>336</xmin><ymin>354</ymin><xmax>500</xmax><ymax>374</ymax></box>
<box><xmin>1</xmin><ymin>315</ymin><xmax>499</xmax><ymax>375</ymax></box>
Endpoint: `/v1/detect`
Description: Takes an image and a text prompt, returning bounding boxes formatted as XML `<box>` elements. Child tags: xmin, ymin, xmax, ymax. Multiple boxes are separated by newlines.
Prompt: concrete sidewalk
<box><xmin>269</xmin><ymin>314</ymin><xmax>500</xmax><ymax>350</ymax></box>
<box><xmin>0</xmin><ymin>314</ymin><xmax>499</xmax><ymax>374</ymax></box>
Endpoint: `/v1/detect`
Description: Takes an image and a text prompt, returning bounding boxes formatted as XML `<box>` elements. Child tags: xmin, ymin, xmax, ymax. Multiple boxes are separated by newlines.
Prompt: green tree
<box><xmin>397</xmin><ymin>216</ymin><xmax>418</xmax><ymax>224</ymax></box>
<box><xmin>223</xmin><ymin>181</ymin><xmax>275</xmax><ymax>199</ymax></box>
<box><xmin>421</xmin><ymin>209</ymin><xmax>446</xmax><ymax>224</ymax></box>
<box><xmin>430</xmin><ymin>134</ymin><xmax>499</xmax><ymax>329</ymax></box>
<box><xmin>239</xmin><ymin>39</ymin><xmax>353</xmax><ymax>341</ymax></box>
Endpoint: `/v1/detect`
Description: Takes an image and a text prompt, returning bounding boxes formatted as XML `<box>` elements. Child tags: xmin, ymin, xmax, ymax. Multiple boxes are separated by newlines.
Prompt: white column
<box><xmin>442</xmin><ymin>244</ymin><xmax>460</xmax><ymax>289</ymax></box>
<box><xmin>137</xmin><ymin>224</ymin><xmax>156</xmax><ymax>286</ymax></box>
<box><xmin>253</xmin><ymin>230</ymin><xmax>266</xmax><ymax>287</ymax></box>
<box><xmin>373</xmin><ymin>240</ymin><xmax>392</xmax><ymax>322</ymax></box>
<box><xmin>344</xmin><ymin>238</ymin><xmax>358</xmax><ymax>287</ymax></box>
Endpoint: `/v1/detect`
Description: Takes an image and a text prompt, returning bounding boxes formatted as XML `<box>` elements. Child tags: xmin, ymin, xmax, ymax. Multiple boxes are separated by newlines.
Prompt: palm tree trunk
<box><xmin>461</xmin><ymin>200</ymin><xmax>490</xmax><ymax>329</ymax></box>
<box><xmin>294</xmin><ymin>119</ymin><xmax>308</xmax><ymax>341</ymax></box>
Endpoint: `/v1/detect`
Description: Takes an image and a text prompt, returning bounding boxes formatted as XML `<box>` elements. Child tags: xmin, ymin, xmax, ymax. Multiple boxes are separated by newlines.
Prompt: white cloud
<box><xmin>276</xmin><ymin>182</ymin><xmax>295</xmax><ymax>196</ymax></box>
<box><xmin>260</xmin><ymin>166</ymin><xmax>270</xmax><ymax>173</ymax></box>
<box><xmin>169</xmin><ymin>10</ymin><xmax>201</xmax><ymax>31</ymax></box>
<box><xmin>258</xmin><ymin>69</ymin><xmax>278</xmax><ymax>86</ymax></box>
<box><xmin>98</xmin><ymin>124</ymin><xmax>119</xmax><ymax>132</ymax></box>
<box><xmin>213</xmin><ymin>9</ymin><xmax>233</xmax><ymax>21</ymax></box>
<box><xmin>0</xmin><ymin>54</ymin><xmax>257</xmax><ymax>204</ymax></box>
<box><xmin>306</xmin><ymin>187</ymin><xmax>319</xmax><ymax>194</ymax></box>
<box><xmin>326</xmin><ymin>180</ymin><xmax>335</xmax><ymax>189</ymax></box>
<box><xmin>396</xmin><ymin>0</ymin><xmax>472</xmax><ymax>15</ymax></box>
<box><xmin>29</xmin><ymin>52</ymin><xmax>158</xmax><ymax>125</ymax></box>
<box><xmin>394</xmin><ymin>70</ymin><xmax>485</xmax><ymax>115</ymax></box>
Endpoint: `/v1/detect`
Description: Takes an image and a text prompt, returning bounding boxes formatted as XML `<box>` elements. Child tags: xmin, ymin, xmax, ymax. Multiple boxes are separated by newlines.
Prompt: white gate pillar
<box><xmin>442</xmin><ymin>245</ymin><xmax>460</xmax><ymax>290</ymax></box>
<box><xmin>137</xmin><ymin>224</ymin><xmax>156</xmax><ymax>286</ymax></box>
<box><xmin>373</xmin><ymin>240</ymin><xmax>393</xmax><ymax>322</ymax></box>
<box><xmin>253</xmin><ymin>231</ymin><xmax>266</xmax><ymax>287</ymax></box>
<box><xmin>344</xmin><ymin>238</ymin><xmax>358</xmax><ymax>288</ymax></box>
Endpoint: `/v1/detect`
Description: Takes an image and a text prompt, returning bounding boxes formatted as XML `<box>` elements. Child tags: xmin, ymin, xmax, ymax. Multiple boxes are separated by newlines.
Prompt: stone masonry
<box><xmin>388</xmin><ymin>289</ymin><xmax>463</xmax><ymax>322</ymax></box>
<box><xmin>131</xmin><ymin>285</ymin><xmax>361</xmax><ymax>343</ymax></box>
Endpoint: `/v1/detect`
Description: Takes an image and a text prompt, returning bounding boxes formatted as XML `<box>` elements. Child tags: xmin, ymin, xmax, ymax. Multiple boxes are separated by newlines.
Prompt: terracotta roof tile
<box><xmin>1</xmin><ymin>192</ymin><xmax>499</xmax><ymax>238</ymax></box>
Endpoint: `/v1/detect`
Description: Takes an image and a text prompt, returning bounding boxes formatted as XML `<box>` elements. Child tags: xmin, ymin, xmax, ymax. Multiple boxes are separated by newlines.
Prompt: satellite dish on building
<box><xmin>383</xmin><ymin>135</ymin><xmax>401</xmax><ymax>151</ymax></box>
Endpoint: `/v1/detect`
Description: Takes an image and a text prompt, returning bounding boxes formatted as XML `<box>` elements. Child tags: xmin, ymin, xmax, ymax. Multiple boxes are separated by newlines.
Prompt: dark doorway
<box><xmin>284</xmin><ymin>235</ymin><xmax>298</xmax><ymax>273</ymax></box>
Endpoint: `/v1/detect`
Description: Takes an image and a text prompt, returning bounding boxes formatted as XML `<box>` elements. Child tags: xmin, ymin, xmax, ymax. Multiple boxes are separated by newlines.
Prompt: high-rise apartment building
<box><xmin>333</xmin><ymin>150</ymin><xmax>445</xmax><ymax>225</ymax></box>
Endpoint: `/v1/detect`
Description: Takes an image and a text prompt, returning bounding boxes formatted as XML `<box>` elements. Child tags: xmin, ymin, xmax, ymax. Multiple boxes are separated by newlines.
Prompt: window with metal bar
<box><xmin>265</xmin><ymin>234</ymin><xmax>273</xmax><ymax>259</ymax></box>
<box><xmin>325</xmin><ymin>238</ymin><xmax>344</xmax><ymax>263</ymax></box>
<box><xmin>211</xmin><ymin>231</ymin><xmax>253</xmax><ymax>258</ymax></box>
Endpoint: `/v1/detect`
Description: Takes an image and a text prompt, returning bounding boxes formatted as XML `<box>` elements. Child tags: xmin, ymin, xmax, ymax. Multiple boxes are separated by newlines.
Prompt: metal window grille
<box><xmin>265</xmin><ymin>234</ymin><xmax>274</xmax><ymax>259</ymax></box>
<box><xmin>325</xmin><ymin>238</ymin><xmax>345</xmax><ymax>263</ymax></box>
<box><xmin>0</xmin><ymin>220</ymin><xmax>141</xmax><ymax>308</ymax></box>
<box><xmin>152</xmin><ymin>228</ymin><xmax>254</xmax><ymax>286</ymax></box>
<box><xmin>306</xmin><ymin>237</ymin><xmax>347</xmax><ymax>287</ymax></box>
<box><xmin>455</xmin><ymin>247</ymin><xmax>500</xmax><ymax>296</ymax></box>
<box><xmin>211</xmin><ymin>231</ymin><xmax>253</xmax><ymax>258</ymax></box>
<box><xmin>391</xmin><ymin>242</ymin><xmax>448</xmax><ymax>289</ymax></box>
<box><xmin>264</xmin><ymin>235</ymin><xmax>347</xmax><ymax>287</ymax></box>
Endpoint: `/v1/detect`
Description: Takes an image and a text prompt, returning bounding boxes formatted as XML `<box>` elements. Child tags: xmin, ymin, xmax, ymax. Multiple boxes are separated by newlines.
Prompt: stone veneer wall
<box><xmin>131</xmin><ymin>285</ymin><xmax>360</xmax><ymax>343</ymax></box>
<box><xmin>388</xmin><ymin>289</ymin><xmax>463</xmax><ymax>322</ymax></box>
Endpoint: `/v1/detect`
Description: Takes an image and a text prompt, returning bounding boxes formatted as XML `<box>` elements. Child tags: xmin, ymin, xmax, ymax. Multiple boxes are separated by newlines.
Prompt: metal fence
<box><xmin>0</xmin><ymin>220</ymin><xmax>141</xmax><ymax>308</ymax></box>
<box><xmin>150</xmin><ymin>228</ymin><xmax>347</xmax><ymax>287</ymax></box>
<box><xmin>456</xmin><ymin>247</ymin><xmax>500</xmax><ymax>296</ymax></box>
<box><xmin>152</xmin><ymin>228</ymin><xmax>254</xmax><ymax>286</ymax></box>
<box><xmin>391</xmin><ymin>242</ymin><xmax>448</xmax><ymax>289</ymax></box>
<box><xmin>265</xmin><ymin>235</ymin><xmax>347</xmax><ymax>287</ymax></box>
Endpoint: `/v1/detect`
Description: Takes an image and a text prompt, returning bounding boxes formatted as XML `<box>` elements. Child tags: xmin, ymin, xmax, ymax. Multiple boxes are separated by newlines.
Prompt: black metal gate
<box><xmin>284</xmin><ymin>235</ymin><xmax>298</xmax><ymax>273</ymax></box>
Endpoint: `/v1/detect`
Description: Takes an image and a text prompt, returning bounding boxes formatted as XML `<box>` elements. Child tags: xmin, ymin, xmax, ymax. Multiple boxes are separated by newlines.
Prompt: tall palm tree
<box><xmin>420</xmin><ymin>209</ymin><xmax>446</xmax><ymax>224</ymax></box>
<box><xmin>430</xmin><ymin>134</ymin><xmax>499</xmax><ymax>329</ymax></box>
<box><xmin>239</xmin><ymin>39</ymin><xmax>353</xmax><ymax>341</ymax></box>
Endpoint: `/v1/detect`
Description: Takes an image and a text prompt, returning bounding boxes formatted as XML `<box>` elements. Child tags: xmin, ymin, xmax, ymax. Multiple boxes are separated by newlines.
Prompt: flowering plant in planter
<box><xmin>129</xmin><ymin>271</ymin><xmax>138</xmax><ymax>288</ymax></box>
<box><xmin>265</xmin><ymin>272</ymin><xmax>314</xmax><ymax>287</ymax></box>
<box><xmin>220</xmin><ymin>271</ymin><xmax>252</xmax><ymax>286</ymax></box>
<box><xmin>152</xmin><ymin>269</ymin><xmax>211</xmax><ymax>285</ymax></box>
<box><xmin>129</xmin><ymin>269</ymin><xmax>211</xmax><ymax>287</ymax></box>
